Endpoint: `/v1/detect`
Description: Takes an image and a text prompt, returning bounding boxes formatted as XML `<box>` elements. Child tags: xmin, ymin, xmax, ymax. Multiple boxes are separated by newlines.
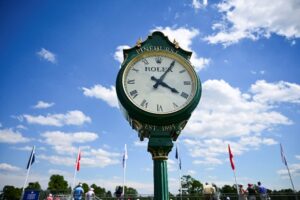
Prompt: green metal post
<box><xmin>148</xmin><ymin>132</ymin><xmax>173</xmax><ymax>200</ymax></box>
<box><xmin>153</xmin><ymin>159</ymin><xmax>169</xmax><ymax>200</ymax></box>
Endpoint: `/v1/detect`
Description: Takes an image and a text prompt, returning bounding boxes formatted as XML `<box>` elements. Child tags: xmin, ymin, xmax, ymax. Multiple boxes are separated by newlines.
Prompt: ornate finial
<box><xmin>136</xmin><ymin>37</ymin><xmax>142</xmax><ymax>48</ymax></box>
<box><xmin>173</xmin><ymin>39</ymin><xmax>179</xmax><ymax>49</ymax></box>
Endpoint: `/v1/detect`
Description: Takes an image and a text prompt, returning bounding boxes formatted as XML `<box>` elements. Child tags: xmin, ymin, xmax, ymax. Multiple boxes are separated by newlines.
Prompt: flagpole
<box><xmin>233</xmin><ymin>170</ymin><xmax>239</xmax><ymax>196</ymax></box>
<box><xmin>20</xmin><ymin>146</ymin><xmax>35</xmax><ymax>200</ymax></box>
<box><xmin>71</xmin><ymin>148</ymin><xmax>80</xmax><ymax>197</ymax></box>
<box><xmin>281</xmin><ymin>144</ymin><xmax>298</xmax><ymax>200</ymax></box>
<box><xmin>175</xmin><ymin>144</ymin><xmax>183</xmax><ymax>200</ymax></box>
<box><xmin>122</xmin><ymin>144</ymin><xmax>127</xmax><ymax>198</ymax></box>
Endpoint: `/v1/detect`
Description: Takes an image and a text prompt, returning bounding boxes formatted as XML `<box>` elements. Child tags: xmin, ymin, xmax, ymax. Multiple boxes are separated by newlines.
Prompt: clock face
<box><xmin>122</xmin><ymin>51</ymin><xmax>197</xmax><ymax>115</ymax></box>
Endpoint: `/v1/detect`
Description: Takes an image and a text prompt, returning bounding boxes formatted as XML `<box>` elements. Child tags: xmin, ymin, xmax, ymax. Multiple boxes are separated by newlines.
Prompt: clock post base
<box><xmin>148</xmin><ymin>132</ymin><xmax>173</xmax><ymax>200</ymax></box>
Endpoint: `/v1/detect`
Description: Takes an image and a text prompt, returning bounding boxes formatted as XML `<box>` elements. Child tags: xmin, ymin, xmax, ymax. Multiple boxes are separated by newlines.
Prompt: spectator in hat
<box><xmin>203</xmin><ymin>182</ymin><xmax>215</xmax><ymax>200</ymax></box>
<box><xmin>247</xmin><ymin>183</ymin><xmax>256</xmax><ymax>200</ymax></box>
<box><xmin>238</xmin><ymin>185</ymin><xmax>247</xmax><ymax>200</ymax></box>
<box><xmin>257</xmin><ymin>181</ymin><xmax>268</xmax><ymax>200</ymax></box>
<box><xmin>73</xmin><ymin>183</ymin><xmax>84</xmax><ymax>200</ymax></box>
<box><xmin>46</xmin><ymin>193</ymin><xmax>53</xmax><ymax>200</ymax></box>
<box><xmin>86</xmin><ymin>187</ymin><xmax>95</xmax><ymax>200</ymax></box>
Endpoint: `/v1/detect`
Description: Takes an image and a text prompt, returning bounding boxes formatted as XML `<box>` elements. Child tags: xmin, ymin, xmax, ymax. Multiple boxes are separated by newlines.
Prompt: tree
<box><xmin>221</xmin><ymin>184</ymin><xmax>236</xmax><ymax>194</ymax></box>
<box><xmin>82</xmin><ymin>182</ymin><xmax>89</xmax><ymax>193</ymax></box>
<box><xmin>2</xmin><ymin>185</ymin><xmax>22</xmax><ymax>200</ymax></box>
<box><xmin>181</xmin><ymin>175</ymin><xmax>203</xmax><ymax>196</ymax></box>
<box><xmin>90</xmin><ymin>183</ymin><xmax>107</xmax><ymax>197</ymax></box>
<box><xmin>26</xmin><ymin>182</ymin><xmax>41</xmax><ymax>190</ymax></box>
<box><xmin>47</xmin><ymin>174</ymin><xmax>68</xmax><ymax>193</ymax></box>
<box><xmin>125</xmin><ymin>186</ymin><xmax>138</xmax><ymax>198</ymax></box>
<box><xmin>114</xmin><ymin>185</ymin><xmax>138</xmax><ymax>198</ymax></box>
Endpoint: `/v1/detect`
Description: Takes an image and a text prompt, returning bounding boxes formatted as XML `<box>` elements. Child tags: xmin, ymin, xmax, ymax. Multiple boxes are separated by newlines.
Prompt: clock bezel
<box><xmin>116</xmin><ymin>50</ymin><xmax>202</xmax><ymax>125</ymax></box>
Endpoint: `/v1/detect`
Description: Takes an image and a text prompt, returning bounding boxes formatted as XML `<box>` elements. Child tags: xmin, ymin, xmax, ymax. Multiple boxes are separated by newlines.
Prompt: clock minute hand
<box><xmin>153</xmin><ymin>60</ymin><xmax>175</xmax><ymax>89</ymax></box>
<box><xmin>151</xmin><ymin>76</ymin><xmax>179</xmax><ymax>93</ymax></box>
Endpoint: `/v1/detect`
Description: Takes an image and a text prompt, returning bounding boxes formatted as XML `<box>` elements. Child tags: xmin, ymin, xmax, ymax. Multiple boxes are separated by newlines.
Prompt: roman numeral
<box><xmin>180</xmin><ymin>92</ymin><xmax>189</xmax><ymax>99</ymax></box>
<box><xmin>142</xmin><ymin>58</ymin><xmax>149</xmax><ymax>65</ymax></box>
<box><xmin>179</xmin><ymin>69</ymin><xmax>186</xmax><ymax>73</ymax></box>
<box><xmin>130</xmin><ymin>90</ymin><xmax>138</xmax><ymax>99</ymax></box>
<box><xmin>140</xmin><ymin>99</ymin><xmax>148</xmax><ymax>108</ymax></box>
<box><xmin>132</xmin><ymin>68</ymin><xmax>139</xmax><ymax>72</ymax></box>
<box><xmin>184</xmin><ymin>81</ymin><xmax>191</xmax><ymax>85</ymax></box>
<box><xmin>155</xmin><ymin>56</ymin><xmax>162</xmax><ymax>64</ymax></box>
<box><xmin>157</xmin><ymin>104</ymin><xmax>163</xmax><ymax>112</ymax></box>
<box><xmin>173</xmin><ymin>102</ymin><xmax>178</xmax><ymax>108</ymax></box>
<box><xmin>127</xmin><ymin>79</ymin><xmax>135</xmax><ymax>84</ymax></box>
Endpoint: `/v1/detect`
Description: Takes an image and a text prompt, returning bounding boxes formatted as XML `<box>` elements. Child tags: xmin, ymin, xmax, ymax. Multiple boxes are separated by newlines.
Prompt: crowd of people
<box><xmin>203</xmin><ymin>181</ymin><xmax>269</xmax><ymax>200</ymax></box>
<box><xmin>46</xmin><ymin>183</ymin><xmax>95</xmax><ymax>200</ymax></box>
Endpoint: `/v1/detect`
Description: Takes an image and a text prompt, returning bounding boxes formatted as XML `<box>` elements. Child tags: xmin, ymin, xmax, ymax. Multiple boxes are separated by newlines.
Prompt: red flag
<box><xmin>76</xmin><ymin>149</ymin><xmax>81</xmax><ymax>171</ymax></box>
<box><xmin>228</xmin><ymin>144</ymin><xmax>235</xmax><ymax>170</ymax></box>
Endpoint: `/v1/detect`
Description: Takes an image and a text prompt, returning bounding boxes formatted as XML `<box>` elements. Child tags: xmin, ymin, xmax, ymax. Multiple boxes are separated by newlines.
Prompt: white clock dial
<box><xmin>123</xmin><ymin>51</ymin><xmax>196</xmax><ymax>114</ymax></box>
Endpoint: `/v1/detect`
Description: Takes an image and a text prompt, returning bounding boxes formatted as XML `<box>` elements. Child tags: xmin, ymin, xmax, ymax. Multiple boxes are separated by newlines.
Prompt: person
<box><xmin>86</xmin><ymin>187</ymin><xmax>95</xmax><ymax>200</ymax></box>
<box><xmin>73</xmin><ymin>183</ymin><xmax>84</xmax><ymax>200</ymax></box>
<box><xmin>203</xmin><ymin>182</ymin><xmax>215</xmax><ymax>200</ymax></box>
<box><xmin>212</xmin><ymin>183</ymin><xmax>221</xmax><ymax>200</ymax></box>
<box><xmin>257</xmin><ymin>181</ymin><xmax>268</xmax><ymax>200</ymax></box>
<box><xmin>238</xmin><ymin>185</ymin><xmax>247</xmax><ymax>200</ymax></box>
<box><xmin>46</xmin><ymin>193</ymin><xmax>53</xmax><ymax>200</ymax></box>
<box><xmin>247</xmin><ymin>183</ymin><xmax>256</xmax><ymax>200</ymax></box>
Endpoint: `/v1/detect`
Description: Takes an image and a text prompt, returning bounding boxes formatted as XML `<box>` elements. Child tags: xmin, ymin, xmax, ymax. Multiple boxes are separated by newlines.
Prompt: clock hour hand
<box><xmin>153</xmin><ymin>60</ymin><xmax>175</xmax><ymax>89</ymax></box>
<box><xmin>151</xmin><ymin>76</ymin><xmax>179</xmax><ymax>93</ymax></box>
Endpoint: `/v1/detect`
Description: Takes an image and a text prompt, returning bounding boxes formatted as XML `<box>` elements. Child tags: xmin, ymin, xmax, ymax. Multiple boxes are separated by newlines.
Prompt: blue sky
<box><xmin>0</xmin><ymin>0</ymin><xmax>300</xmax><ymax>195</ymax></box>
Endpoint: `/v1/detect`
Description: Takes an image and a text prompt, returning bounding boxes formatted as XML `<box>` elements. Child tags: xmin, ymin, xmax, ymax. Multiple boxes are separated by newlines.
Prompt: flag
<box><xmin>76</xmin><ymin>149</ymin><xmax>81</xmax><ymax>171</ymax></box>
<box><xmin>122</xmin><ymin>144</ymin><xmax>128</xmax><ymax>169</ymax></box>
<box><xmin>228</xmin><ymin>144</ymin><xmax>235</xmax><ymax>170</ymax></box>
<box><xmin>26</xmin><ymin>146</ymin><xmax>35</xmax><ymax>169</ymax></box>
<box><xmin>175</xmin><ymin>145</ymin><xmax>182</xmax><ymax>170</ymax></box>
<box><xmin>280</xmin><ymin>143</ymin><xmax>288</xmax><ymax>166</ymax></box>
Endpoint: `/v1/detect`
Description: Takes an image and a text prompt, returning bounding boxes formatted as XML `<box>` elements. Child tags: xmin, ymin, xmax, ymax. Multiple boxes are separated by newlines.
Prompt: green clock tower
<box><xmin>116</xmin><ymin>31</ymin><xmax>201</xmax><ymax>199</ymax></box>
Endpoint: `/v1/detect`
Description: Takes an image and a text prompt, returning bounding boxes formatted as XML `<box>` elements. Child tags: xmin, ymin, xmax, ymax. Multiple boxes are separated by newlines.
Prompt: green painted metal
<box><xmin>116</xmin><ymin>31</ymin><xmax>202</xmax><ymax>126</ymax></box>
<box><xmin>115</xmin><ymin>31</ymin><xmax>202</xmax><ymax>200</ymax></box>
<box><xmin>153</xmin><ymin>160</ymin><xmax>169</xmax><ymax>200</ymax></box>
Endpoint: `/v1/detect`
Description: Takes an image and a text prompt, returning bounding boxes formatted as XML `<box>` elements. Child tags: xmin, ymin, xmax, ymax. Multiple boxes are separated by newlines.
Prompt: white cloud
<box><xmin>134</xmin><ymin>140</ymin><xmax>147</xmax><ymax>147</ymax></box>
<box><xmin>152</xmin><ymin>26</ymin><xmax>211</xmax><ymax>72</ymax></box>
<box><xmin>37</xmin><ymin>48</ymin><xmax>57</xmax><ymax>63</ymax></box>
<box><xmin>0</xmin><ymin>163</ymin><xmax>21</xmax><ymax>172</ymax></box>
<box><xmin>33</xmin><ymin>101</ymin><xmax>55</xmax><ymax>109</ymax></box>
<box><xmin>39</xmin><ymin>147</ymin><xmax>120</xmax><ymax>168</ymax></box>
<box><xmin>12</xmin><ymin>145</ymin><xmax>33</xmax><ymax>151</ymax></box>
<box><xmin>114</xmin><ymin>45</ymin><xmax>131</xmax><ymax>63</ymax></box>
<box><xmin>296</xmin><ymin>155</ymin><xmax>300</xmax><ymax>160</ymax></box>
<box><xmin>204</xmin><ymin>0</ymin><xmax>300</xmax><ymax>46</ymax></box>
<box><xmin>277</xmin><ymin>163</ymin><xmax>300</xmax><ymax>178</ymax></box>
<box><xmin>23</xmin><ymin>110</ymin><xmax>91</xmax><ymax>127</ymax></box>
<box><xmin>183</xmin><ymin>136</ymin><xmax>278</xmax><ymax>166</ymax></box>
<box><xmin>179</xmin><ymin>79</ymin><xmax>299</xmax><ymax>166</ymax></box>
<box><xmin>251</xmin><ymin>80</ymin><xmax>300</xmax><ymax>104</ymax></box>
<box><xmin>0</xmin><ymin>128</ymin><xmax>30</xmax><ymax>144</ymax></box>
<box><xmin>184</xmin><ymin>79</ymin><xmax>292</xmax><ymax>138</ymax></box>
<box><xmin>41</xmin><ymin>131</ymin><xmax>98</xmax><ymax>155</ymax></box>
<box><xmin>192</xmin><ymin>0</ymin><xmax>208</xmax><ymax>11</ymax></box>
<box><xmin>82</xmin><ymin>84</ymin><xmax>119</xmax><ymax>108</ymax></box>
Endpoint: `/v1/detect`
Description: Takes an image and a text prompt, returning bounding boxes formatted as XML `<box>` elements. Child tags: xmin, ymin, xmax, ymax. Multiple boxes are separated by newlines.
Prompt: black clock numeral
<box><xmin>155</xmin><ymin>56</ymin><xmax>162</xmax><ymax>64</ymax></box>
<box><xmin>142</xmin><ymin>58</ymin><xmax>149</xmax><ymax>65</ymax></box>
<box><xmin>184</xmin><ymin>81</ymin><xmax>191</xmax><ymax>85</ymax></box>
<box><xmin>179</xmin><ymin>69</ymin><xmax>186</xmax><ymax>73</ymax></box>
<box><xmin>173</xmin><ymin>102</ymin><xmax>178</xmax><ymax>108</ymax></box>
<box><xmin>127</xmin><ymin>79</ymin><xmax>135</xmax><ymax>84</ymax></box>
<box><xmin>140</xmin><ymin>99</ymin><xmax>148</xmax><ymax>108</ymax></box>
<box><xmin>130</xmin><ymin>90</ymin><xmax>138</xmax><ymax>99</ymax></box>
<box><xmin>132</xmin><ymin>68</ymin><xmax>139</xmax><ymax>72</ymax></box>
<box><xmin>157</xmin><ymin>104</ymin><xmax>163</xmax><ymax>112</ymax></box>
<box><xmin>180</xmin><ymin>92</ymin><xmax>189</xmax><ymax>99</ymax></box>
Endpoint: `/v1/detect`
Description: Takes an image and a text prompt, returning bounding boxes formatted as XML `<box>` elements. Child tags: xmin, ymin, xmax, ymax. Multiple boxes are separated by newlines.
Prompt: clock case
<box><xmin>116</xmin><ymin>31</ymin><xmax>201</xmax><ymax>139</ymax></box>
